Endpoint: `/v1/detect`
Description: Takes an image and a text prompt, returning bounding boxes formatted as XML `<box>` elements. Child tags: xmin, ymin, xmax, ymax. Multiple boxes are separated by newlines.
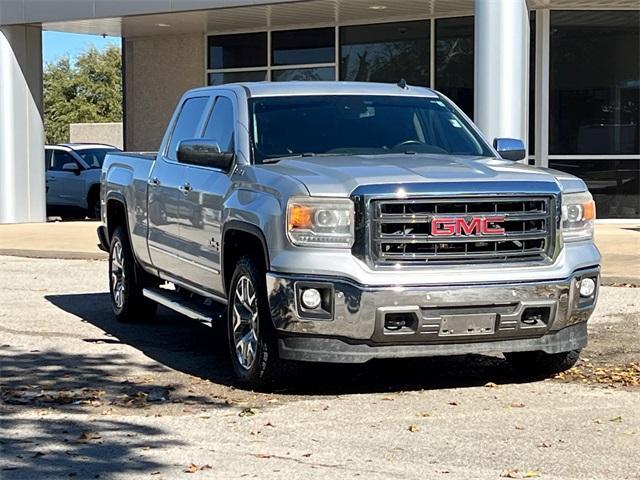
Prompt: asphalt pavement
<box><xmin>1</xmin><ymin>256</ymin><xmax>639</xmax><ymax>480</ymax></box>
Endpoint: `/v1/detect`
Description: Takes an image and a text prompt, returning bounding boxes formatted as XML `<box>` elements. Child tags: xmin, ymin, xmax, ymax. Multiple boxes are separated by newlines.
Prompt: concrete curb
<box><xmin>0</xmin><ymin>249</ymin><xmax>107</xmax><ymax>261</ymax></box>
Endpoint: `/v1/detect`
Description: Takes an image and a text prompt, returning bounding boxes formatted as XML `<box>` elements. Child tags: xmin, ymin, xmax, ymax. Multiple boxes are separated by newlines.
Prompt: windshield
<box><xmin>75</xmin><ymin>148</ymin><xmax>117</xmax><ymax>169</ymax></box>
<box><xmin>249</xmin><ymin>95</ymin><xmax>493</xmax><ymax>164</ymax></box>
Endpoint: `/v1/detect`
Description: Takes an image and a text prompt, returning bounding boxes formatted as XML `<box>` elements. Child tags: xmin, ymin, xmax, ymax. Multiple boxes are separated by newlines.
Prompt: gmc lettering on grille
<box><xmin>431</xmin><ymin>216</ymin><xmax>506</xmax><ymax>236</ymax></box>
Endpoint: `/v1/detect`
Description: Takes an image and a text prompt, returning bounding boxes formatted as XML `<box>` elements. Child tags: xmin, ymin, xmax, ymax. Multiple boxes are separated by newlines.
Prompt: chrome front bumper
<box><xmin>265</xmin><ymin>266</ymin><xmax>600</xmax><ymax>363</ymax></box>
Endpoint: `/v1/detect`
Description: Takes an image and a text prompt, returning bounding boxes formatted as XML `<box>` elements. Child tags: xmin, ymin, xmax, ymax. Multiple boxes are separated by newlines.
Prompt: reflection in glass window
<box><xmin>340</xmin><ymin>21</ymin><xmax>429</xmax><ymax>86</ymax></box>
<box><xmin>272</xmin><ymin>28</ymin><xmax>335</xmax><ymax>66</ymax></box>
<box><xmin>167</xmin><ymin>97</ymin><xmax>209</xmax><ymax>161</ymax></box>
<box><xmin>208</xmin><ymin>33</ymin><xmax>267</xmax><ymax>70</ymax></box>
<box><xmin>204</xmin><ymin>97</ymin><xmax>235</xmax><ymax>152</ymax></box>
<box><xmin>549</xmin><ymin>11</ymin><xmax>640</xmax><ymax>155</ymax></box>
<box><xmin>435</xmin><ymin>17</ymin><xmax>474</xmax><ymax>118</ymax></box>
<box><xmin>272</xmin><ymin>67</ymin><xmax>335</xmax><ymax>82</ymax></box>
<box><xmin>249</xmin><ymin>95</ymin><xmax>492</xmax><ymax>163</ymax></box>
<box><xmin>208</xmin><ymin>71</ymin><xmax>267</xmax><ymax>86</ymax></box>
<box><xmin>549</xmin><ymin>159</ymin><xmax>639</xmax><ymax>218</ymax></box>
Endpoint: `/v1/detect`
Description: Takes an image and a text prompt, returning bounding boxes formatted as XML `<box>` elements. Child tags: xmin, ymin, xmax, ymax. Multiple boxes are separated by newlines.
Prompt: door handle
<box><xmin>179</xmin><ymin>182</ymin><xmax>193</xmax><ymax>194</ymax></box>
<box><xmin>149</xmin><ymin>177</ymin><xmax>160</xmax><ymax>187</ymax></box>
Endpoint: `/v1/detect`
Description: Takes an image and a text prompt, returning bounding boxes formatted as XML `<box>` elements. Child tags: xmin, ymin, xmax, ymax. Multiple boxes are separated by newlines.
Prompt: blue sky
<box><xmin>43</xmin><ymin>31</ymin><xmax>121</xmax><ymax>64</ymax></box>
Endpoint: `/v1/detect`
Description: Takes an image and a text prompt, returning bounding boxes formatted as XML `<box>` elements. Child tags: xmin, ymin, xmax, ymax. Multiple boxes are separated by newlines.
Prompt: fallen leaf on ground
<box><xmin>501</xmin><ymin>468</ymin><xmax>521</xmax><ymax>478</ymax></box>
<box><xmin>484</xmin><ymin>382</ymin><xmax>498</xmax><ymax>388</ymax></box>
<box><xmin>610</xmin><ymin>416</ymin><xmax>623</xmax><ymax>423</ymax></box>
<box><xmin>448</xmin><ymin>401</ymin><xmax>459</xmax><ymax>406</ymax></box>
<box><xmin>184</xmin><ymin>464</ymin><xmax>199</xmax><ymax>473</ymax></box>
<box><xmin>537</xmin><ymin>442</ymin><xmax>551</xmax><ymax>448</ymax></box>
<box><xmin>253</xmin><ymin>453</ymin><xmax>272</xmax><ymax>459</ymax></box>
<box><xmin>239</xmin><ymin>408</ymin><xmax>257</xmax><ymax>417</ymax></box>
<box><xmin>510</xmin><ymin>402</ymin><xmax>526</xmax><ymax>408</ymax></box>
<box><xmin>408</xmin><ymin>425</ymin><xmax>420</xmax><ymax>433</ymax></box>
<box><xmin>78</xmin><ymin>431</ymin><xmax>101</xmax><ymax>441</ymax></box>
<box><xmin>524</xmin><ymin>471</ymin><xmax>540</xmax><ymax>478</ymax></box>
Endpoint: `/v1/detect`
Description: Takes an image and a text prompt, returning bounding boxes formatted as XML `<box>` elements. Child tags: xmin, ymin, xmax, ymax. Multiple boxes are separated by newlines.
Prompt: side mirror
<box><xmin>493</xmin><ymin>138</ymin><xmax>526</xmax><ymax>161</ymax></box>
<box><xmin>177</xmin><ymin>139</ymin><xmax>234</xmax><ymax>170</ymax></box>
<box><xmin>62</xmin><ymin>162</ymin><xmax>81</xmax><ymax>175</ymax></box>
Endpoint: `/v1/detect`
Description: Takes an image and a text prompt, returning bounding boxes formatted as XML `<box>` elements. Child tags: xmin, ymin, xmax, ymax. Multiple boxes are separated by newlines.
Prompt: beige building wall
<box><xmin>124</xmin><ymin>33</ymin><xmax>204</xmax><ymax>151</ymax></box>
<box><xmin>69</xmin><ymin>122</ymin><xmax>123</xmax><ymax>149</ymax></box>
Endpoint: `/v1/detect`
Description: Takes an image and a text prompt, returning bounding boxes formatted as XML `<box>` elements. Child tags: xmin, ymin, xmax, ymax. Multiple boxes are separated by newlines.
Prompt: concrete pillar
<box><xmin>0</xmin><ymin>25</ymin><xmax>46</xmax><ymax>224</ymax></box>
<box><xmin>474</xmin><ymin>0</ymin><xmax>530</xmax><ymax>148</ymax></box>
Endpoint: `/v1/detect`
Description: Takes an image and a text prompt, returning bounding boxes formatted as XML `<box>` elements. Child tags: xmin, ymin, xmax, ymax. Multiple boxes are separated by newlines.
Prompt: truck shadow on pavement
<box><xmin>0</xmin><ymin>415</ymin><xmax>181</xmax><ymax>480</ymax></box>
<box><xmin>43</xmin><ymin>292</ymin><xmax>536</xmax><ymax>395</ymax></box>
<box><xmin>1</xmin><ymin>346</ymin><xmax>198</xmax><ymax>479</ymax></box>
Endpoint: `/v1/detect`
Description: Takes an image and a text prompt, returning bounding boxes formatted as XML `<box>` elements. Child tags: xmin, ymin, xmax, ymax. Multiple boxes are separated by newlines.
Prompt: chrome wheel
<box><xmin>110</xmin><ymin>239</ymin><xmax>126</xmax><ymax>310</ymax></box>
<box><xmin>232</xmin><ymin>275</ymin><xmax>258</xmax><ymax>371</ymax></box>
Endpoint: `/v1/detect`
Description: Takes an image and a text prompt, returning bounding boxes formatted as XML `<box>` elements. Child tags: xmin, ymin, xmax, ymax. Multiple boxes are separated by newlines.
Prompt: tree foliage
<box><xmin>43</xmin><ymin>45</ymin><xmax>122</xmax><ymax>144</ymax></box>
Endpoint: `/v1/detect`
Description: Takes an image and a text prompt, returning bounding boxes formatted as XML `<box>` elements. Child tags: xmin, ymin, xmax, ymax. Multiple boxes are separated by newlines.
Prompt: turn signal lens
<box><xmin>288</xmin><ymin>204</ymin><xmax>313</xmax><ymax>229</ymax></box>
<box><xmin>582</xmin><ymin>200</ymin><xmax>596</xmax><ymax>221</ymax></box>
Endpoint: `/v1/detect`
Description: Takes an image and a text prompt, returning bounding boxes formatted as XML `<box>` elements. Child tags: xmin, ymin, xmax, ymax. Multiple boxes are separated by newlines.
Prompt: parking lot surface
<box><xmin>1</xmin><ymin>255</ymin><xmax>638</xmax><ymax>479</ymax></box>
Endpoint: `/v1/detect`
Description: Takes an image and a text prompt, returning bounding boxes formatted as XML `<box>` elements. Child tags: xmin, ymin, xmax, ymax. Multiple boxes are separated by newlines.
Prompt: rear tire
<box><xmin>504</xmin><ymin>349</ymin><xmax>581</xmax><ymax>377</ymax></box>
<box><xmin>88</xmin><ymin>191</ymin><xmax>101</xmax><ymax>219</ymax></box>
<box><xmin>109</xmin><ymin>226</ymin><xmax>157</xmax><ymax>323</ymax></box>
<box><xmin>227</xmin><ymin>255</ymin><xmax>283</xmax><ymax>389</ymax></box>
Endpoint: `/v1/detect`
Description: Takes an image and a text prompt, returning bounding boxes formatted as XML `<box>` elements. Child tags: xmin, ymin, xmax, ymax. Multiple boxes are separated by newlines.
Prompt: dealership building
<box><xmin>1</xmin><ymin>0</ymin><xmax>638</xmax><ymax>223</ymax></box>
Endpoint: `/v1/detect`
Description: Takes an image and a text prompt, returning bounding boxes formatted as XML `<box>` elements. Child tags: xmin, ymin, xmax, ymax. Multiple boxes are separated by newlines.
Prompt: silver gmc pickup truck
<box><xmin>98</xmin><ymin>82</ymin><xmax>600</xmax><ymax>387</ymax></box>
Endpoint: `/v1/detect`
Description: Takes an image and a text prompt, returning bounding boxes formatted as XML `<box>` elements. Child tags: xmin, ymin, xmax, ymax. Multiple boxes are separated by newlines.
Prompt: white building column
<box><xmin>0</xmin><ymin>25</ymin><xmax>46</xmax><ymax>224</ymax></box>
<box><xmin>474</xmin><ymin>0</ymin><xmax>530</xmax><ymax>148</ymax></box>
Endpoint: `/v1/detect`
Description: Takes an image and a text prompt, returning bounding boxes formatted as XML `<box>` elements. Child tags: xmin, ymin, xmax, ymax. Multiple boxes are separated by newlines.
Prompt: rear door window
<box><xmin>166</xmin><ymin>96</ymin><xmax>209</xmax><ymax>161</ymax></box>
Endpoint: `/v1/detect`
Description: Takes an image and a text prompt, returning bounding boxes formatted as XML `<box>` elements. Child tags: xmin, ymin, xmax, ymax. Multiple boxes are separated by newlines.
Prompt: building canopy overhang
<box><xmin>1</xmin><ymin>0</ymin><xmax>638</xmax><ymax>37</ymax></box>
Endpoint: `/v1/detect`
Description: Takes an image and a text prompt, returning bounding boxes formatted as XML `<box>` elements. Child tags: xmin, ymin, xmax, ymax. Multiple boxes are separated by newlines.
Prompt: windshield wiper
<box><xmin>261</xmin><ymin>152</ymin><xmax>352</xmax><ymax>164</ymax></box>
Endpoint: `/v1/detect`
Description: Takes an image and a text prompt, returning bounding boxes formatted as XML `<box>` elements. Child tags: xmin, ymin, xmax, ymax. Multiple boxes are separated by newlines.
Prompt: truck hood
<box><xmin>262</xmin><ymin>154</ymin><xmax>586</xmax><ymax>196</ymax></box>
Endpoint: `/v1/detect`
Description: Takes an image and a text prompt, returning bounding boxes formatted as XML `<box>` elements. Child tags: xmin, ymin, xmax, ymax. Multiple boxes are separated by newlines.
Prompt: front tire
<box><xmin>227</xmin><ymin>256</ymin><xmax>282</xmax><ymax>388</ymax></box>
<box><xmin>504</xmin><ymin>349</ymin><xmax>581</xmax><ymax>377</ymax></box>
<box><xmin>109</xmin><ymin>226</ymin><xmax>157</xmax><ymax>323</ymax></box>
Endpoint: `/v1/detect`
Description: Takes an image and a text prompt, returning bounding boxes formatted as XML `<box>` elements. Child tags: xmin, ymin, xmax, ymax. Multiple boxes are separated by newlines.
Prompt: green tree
<box><xmin>43</xmin><ymin>44</ymin><xmax>122</xmax><ymax>144</ymax></box>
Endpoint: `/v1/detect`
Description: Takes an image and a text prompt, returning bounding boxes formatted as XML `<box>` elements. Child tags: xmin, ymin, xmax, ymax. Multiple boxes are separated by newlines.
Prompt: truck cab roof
<box><xmin>190</xmin><ymin>81</ymin><xmax>440</xmax><ymax>99</ymax></box>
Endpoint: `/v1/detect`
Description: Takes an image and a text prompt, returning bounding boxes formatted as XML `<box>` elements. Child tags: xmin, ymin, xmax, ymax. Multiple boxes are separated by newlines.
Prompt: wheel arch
<box><xmin>222</xmin><ymin>221</ymin><xmax>270</xmax><ymax>297</ymax></box>
<box><xmin>105</xmin><ymin>193</ymin><xmax>130</xmax><ymax>242</ymax></box>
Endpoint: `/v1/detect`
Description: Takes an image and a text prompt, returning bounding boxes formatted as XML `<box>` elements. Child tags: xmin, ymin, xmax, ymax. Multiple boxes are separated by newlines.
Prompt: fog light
<box><xmin>579</xmin><ymin>277</ymin><xmax>596</xmax><ymax>297</ymax></box>
<box><xmin>301</xmin><ymin>288</ymin><xmax>322</xmax><ymax>309</ymax></box>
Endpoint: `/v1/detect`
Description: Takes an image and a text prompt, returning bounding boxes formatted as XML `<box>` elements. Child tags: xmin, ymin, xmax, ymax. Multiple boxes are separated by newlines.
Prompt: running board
<box><xmin>143</xmin><ymin>287</ymin><xmax>220</xmax><ymax>324</ymax></box>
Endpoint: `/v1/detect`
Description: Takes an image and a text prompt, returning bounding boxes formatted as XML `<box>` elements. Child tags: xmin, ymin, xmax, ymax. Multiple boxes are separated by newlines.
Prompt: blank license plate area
<box><xmin>439</xmin><ymin>314</ymin><xmax>496</xmax><ymax>337</ymax></box>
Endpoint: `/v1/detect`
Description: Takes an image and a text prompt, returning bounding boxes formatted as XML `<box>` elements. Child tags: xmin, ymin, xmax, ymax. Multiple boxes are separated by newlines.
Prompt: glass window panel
<box><xmin>272</xmin><ymin>28</ymin><xmax>335</xmax><ymax>66</ymax></box>
<box><xmin>204</xmin><ymin>97</ymin><xmax>235</xmax><ymax>153</ymax></box>
<box><xmin>167</xmin><ymin>97</ymin><xmax>209</xmax><ymax>161</ymax></box>
<box><xmin>207</xmin><ymin>71</ymin><xmax>267</xmax><ymax>86</ymax></box>
<box><xmin>435</xmin><ymin>17</ymin><xmax>474</xmax><ymax>118</ymax></box>
<box><xmin>340</xmin><ymin>21</ymin><xmax>429</xmax><ymax>86</ymax></box>
<box><xmin>51</xmin><ymin>151</ymin><xmax>77</xmax><ymax>171</ymax></box>
<box><xmin>272</xmin><ymin>67</ymin><xmax>335</xmax><ymax>82</ymax></box>
<box><xmin>549</xmin><ymin>159</ymin><xmax>640</xmax><ymax>218</ymax></box>
<box><xmin>208</xmin><ymin>33</ymin><xmax>267</xmax><ymax>69</ymax></box>
<box><xmin>549</xmin><ymin>11</ymin><xmax>640</xmax><ymax>155</ymax></box>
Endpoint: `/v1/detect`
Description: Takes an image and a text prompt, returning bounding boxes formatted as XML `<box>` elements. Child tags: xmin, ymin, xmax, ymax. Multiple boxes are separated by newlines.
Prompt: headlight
<box><xmin>286</xmin><ymin>197</ymin><xmax>354</xmax><ymax>248</ymax></box>
<box><xmin>561</xmin><ymin>191</ymin><xmax>596</xmax><ymax>242</ymax></box>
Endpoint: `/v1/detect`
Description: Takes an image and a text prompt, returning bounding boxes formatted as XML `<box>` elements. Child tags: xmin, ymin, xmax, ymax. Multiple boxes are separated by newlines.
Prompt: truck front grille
<box><xmin>370</xmin><ymin>196</ymin><xmax>555</xmax><ymax>266</ymax></box>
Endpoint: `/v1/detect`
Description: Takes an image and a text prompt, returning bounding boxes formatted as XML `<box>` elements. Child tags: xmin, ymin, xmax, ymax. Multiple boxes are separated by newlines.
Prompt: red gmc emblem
<box><xmin>431</xmin><ymin>216</ymin><xmax>506</xmax><ymax>236</ymax></box>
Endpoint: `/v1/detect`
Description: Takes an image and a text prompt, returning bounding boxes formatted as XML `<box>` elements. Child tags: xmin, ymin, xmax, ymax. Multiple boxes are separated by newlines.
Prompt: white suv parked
<box><xmin>45</xmin><ymin>143</ymin><xmax>119</xmax><ymax>218</ymax></box>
